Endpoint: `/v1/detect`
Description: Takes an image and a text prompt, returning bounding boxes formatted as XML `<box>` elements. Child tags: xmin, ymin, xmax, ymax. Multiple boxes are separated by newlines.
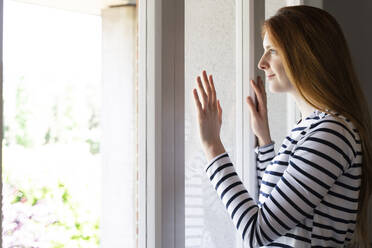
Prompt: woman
<box><xmin>192</xmin><ymin>6</ymin><xmax>372</xmax><ymax>247</ymax></box>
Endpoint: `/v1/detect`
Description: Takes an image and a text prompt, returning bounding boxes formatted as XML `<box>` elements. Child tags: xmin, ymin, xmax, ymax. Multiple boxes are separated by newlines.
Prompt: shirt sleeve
<box><xmin>254</xmin><ymin>142</ymin><xmax>275</xmax><ymax>191</ymax></box>
<box><xmin>204</xmin><ymin>121</ymin><xmax>356</xmax><ymax>247</ymax></box>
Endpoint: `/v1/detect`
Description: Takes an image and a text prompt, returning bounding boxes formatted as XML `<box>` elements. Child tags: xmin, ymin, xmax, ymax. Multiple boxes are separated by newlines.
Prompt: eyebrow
<box><xmin>264</xmin><ymin>45</ymin><xmax>273</xmax><ymax>49</ymax></box>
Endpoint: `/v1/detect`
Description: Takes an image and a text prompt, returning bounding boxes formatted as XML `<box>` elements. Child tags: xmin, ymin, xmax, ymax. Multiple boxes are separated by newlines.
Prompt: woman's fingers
<box><xmin>193</xmin><ymin>88</ymin><xmax>203</xmax><ymax>114</ymax></box>
<box><xmin>246</xmin><ymin>96</ymin><xmax>259</xmax><ymax>118</ymax></box>
<box><xmin>251</xmin><ymin>76</ymin><xmax>268</xmax><ymax>111</ymax></box>
<box><xmin>196</xmin><ymin>70</ymin><xmax>217</xmax><ymax>109</ymax></box>
<box><xmin>193</xmin><ymin>71</ymin><xmax>223</xmax><ymax>154</ymax></box>
<box><xmin>202</xmin><ymin>70</ymin><xmax>212</xmax><ymax>106</ymax></box>
<box><xmin>209</xmin><ymin>74</ymin><xmax>217</xmax><ymax>106</ymax></box>
<box><xmin>250</xmin><ymin>79</ymin><xmax>264</xmax><ymax>107</ymax></box>
<box><xmin>251</xmin><ymin>80</ymin><xmax>263</xmax><ymax>110</ymax></box>
<box><xmin>197</xmin><ymin>76</ymin><xmax>208</xmax><ymax>109</ymax></box>
<box><xmin>258</xmin><ymin>76</ymin><xmax>267</xmax><ymax>104</ymax></box>
<box><xmin>257</xmin><ymin>76</ymin><xmax>267</xmax><ymax>110</ymax></box>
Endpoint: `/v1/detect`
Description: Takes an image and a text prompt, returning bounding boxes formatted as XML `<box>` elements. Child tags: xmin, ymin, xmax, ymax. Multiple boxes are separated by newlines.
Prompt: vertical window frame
<box><xmin>0</xmin><ymin>0</ymin><xmax>3</xmax><ymax>243</ymax></box>
<box><xmin>138</xmin><ymin>0</ymin><xmax>184</xmax><ymax>247</ymax></box>
<box><xmin>236</xmin><ymin>0</ymin><xmax>265</xmax><ymax>247</ymax></box>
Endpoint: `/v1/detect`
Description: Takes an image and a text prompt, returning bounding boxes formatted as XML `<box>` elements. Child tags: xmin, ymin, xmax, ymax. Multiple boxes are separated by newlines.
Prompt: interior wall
<box><xmin>324</xmin><ymin>0</ymin><xmax>372</xmax><ymax>110</ymax></box>
<box><xmin>323</xmin><ymin>0</ymin><xmax>372</xmax><ymax>241</ymax></box>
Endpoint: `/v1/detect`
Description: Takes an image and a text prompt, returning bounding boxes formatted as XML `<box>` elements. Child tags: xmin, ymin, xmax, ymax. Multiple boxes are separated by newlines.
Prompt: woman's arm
<box><xmin>192</xmin><ymin>70</ymin><xmax>358</xmax><ymax>246</ymax></box>
<box><xmin>205</xmin><ymin>123</ymin><xmax>356</xmax><ymax>246</ymax></box>
<box><xmin>255</xmin><ymin>142</ymin><xmax>275</xmax><ymax>192</ymax></box>
<box><xmin>193</xmin><ymin>70</ymin><xmax>273</xmax><ymax>194</ymax></box>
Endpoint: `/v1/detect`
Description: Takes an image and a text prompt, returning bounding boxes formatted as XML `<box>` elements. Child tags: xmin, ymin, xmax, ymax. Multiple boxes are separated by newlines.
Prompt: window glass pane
<box><xmin>185</xmin><ymin>1</ymin><xmax>237</xmax><ymax>247</ymax></box>
<box><xmin>3</xmin><ymin>1</ymin><xmax>139</xmax><ymax>247</ymax></box>
<box><xmin>2</xmin><ymin>1</ymin><xmax>102</xmax><ymax>247</ymax></box>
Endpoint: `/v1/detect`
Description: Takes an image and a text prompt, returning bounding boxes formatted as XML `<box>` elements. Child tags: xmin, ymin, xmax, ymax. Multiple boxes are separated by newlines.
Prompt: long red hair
<box><xmin>262</xmin><ymin>6</ymin><xmax>372</xmax><ymax>247</ymax></box>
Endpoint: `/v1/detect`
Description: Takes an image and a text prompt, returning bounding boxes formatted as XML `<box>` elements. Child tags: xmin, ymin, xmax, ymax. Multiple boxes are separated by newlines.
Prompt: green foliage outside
<box><xmin>2</xmin><ymin>76</ymin><xmax>101</xmax><ymax>247</ymax></box>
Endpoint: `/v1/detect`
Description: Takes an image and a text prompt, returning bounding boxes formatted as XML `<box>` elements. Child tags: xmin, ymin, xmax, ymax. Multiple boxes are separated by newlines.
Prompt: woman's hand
<box><xmin>246</xmin><ymin>76</ymin><xmax>272</xmax><ymax>147</ymax></box>
<box><xmin>192</xmin><ymin>70</ymin><xmax>226</xmax><ymax>161</ymax></box>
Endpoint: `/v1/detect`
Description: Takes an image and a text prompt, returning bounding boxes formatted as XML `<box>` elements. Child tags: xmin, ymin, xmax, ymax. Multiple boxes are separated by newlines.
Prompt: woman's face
<box><xmin>258</xmin><ymin>33</ymin><xmax>294</xmax><ymax>93</ymax></box>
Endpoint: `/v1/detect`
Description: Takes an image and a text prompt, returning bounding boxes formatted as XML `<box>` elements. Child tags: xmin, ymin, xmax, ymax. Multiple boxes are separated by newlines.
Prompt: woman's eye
<box><xmin>269</xmin><ymin>49</ymin><xmax>277</xmax><ymax>55</ymax></box>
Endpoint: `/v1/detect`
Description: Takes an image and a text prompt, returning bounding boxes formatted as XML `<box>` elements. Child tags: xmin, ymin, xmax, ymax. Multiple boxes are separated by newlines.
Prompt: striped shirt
<box><xmin>205</xmin><ymin>110</ymin><xmax>362</xmax><ymax>247</ymax></box>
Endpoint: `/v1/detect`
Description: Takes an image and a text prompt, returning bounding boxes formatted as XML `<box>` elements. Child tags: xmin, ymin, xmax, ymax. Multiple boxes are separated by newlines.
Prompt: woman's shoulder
<box><xmin>290</xmin><ymin>109</ymin><xmax>361</xmax><ymax>154</ymax></box>
<box><xmin>297</xmin><ymin>110</ymin><xmax>362</xmax><ymax>160</ymax></box>
<box><xmin>308</xmin><ymin>110</ymin><xmax>361</xmax><ymax>144</ymax></box>
<box><xmin>291</xmin><ymin>110</ymin><xmax>362</xmax><ymax>171</ymax></box>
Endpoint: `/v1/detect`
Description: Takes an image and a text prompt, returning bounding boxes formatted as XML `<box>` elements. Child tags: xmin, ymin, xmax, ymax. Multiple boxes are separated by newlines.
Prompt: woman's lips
<box><xmin>267</xmin><ymin>74</ymin><xmax>275</xmax><ymax>78</ymax></box>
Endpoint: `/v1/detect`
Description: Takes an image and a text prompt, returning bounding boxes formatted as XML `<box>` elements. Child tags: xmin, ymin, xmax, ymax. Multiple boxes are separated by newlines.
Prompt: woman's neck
<box><xmin>289</xmin><ymin>91</ymin><xmax>316</xmax><ymax>120</ymax></box>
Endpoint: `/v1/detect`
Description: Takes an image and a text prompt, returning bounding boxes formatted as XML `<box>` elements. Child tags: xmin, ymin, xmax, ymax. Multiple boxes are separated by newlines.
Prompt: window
<box><xmin>185</xmin><ymin>1</ymin><xmax>237</xmax><ymax>247</ymax></box>
<box><xmin>1</xmin><ymin>1</ymin><xmax>139</xmax><ymax>247</ymax></box>
<box><xmin>184</xmin><ymin>1</ymin><xmax>265</xmax><ymax>247</ymax></box>
<box><xmin>2</xmin><ymin>1</ymin><xmax>102</xmax><ymax>246</ymax></box>
<box><xmin>101</xmin><ymin>4</ymin><xmax>138</xmax><ymax>248</ymax></box>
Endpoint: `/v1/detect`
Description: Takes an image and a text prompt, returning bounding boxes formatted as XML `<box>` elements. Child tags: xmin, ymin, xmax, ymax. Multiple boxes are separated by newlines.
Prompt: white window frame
<box><xmin>236</xmin><ymin>1</ymin><xmax>265</xmax><ymax>247</ymax></box>
<box><xmin>138</xmin><ymin>0</ymin><xmax>184</xmax><ymax>247</ymax></box>
<box><xmin>0</xmin><ymin>0</ymin><xmax>3</xmax><ymax>245</ymax></box>
<box><xmin>101</xmin><ymin>5</ymin><xmax>138</xmax><ymax>247</ymax></box>
<box><xmin>236</xmin><ymin>0</ymin><xmax>265</xmax><ymax>203</ymax></box>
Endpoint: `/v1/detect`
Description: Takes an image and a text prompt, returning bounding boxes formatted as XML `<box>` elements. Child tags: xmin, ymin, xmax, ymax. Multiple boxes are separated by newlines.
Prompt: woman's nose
<box><xmin>257</xmin><ymin>55</ymin><xmax>268</xmax><ymax>70</ymax></box>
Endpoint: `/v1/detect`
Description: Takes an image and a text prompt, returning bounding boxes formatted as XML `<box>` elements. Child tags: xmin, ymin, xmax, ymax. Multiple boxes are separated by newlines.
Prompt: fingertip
<box><xmin>193</xmin><ymin>88</ymin><xmax>199</xmax><ymax>97</ymax></box>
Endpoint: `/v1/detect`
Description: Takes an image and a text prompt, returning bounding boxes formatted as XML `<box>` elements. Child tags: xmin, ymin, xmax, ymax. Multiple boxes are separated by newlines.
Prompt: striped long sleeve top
<box><xmin>205</xmin><ymin>110</ymin><xmax>362</xmax><ymax>247</ymax></box>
